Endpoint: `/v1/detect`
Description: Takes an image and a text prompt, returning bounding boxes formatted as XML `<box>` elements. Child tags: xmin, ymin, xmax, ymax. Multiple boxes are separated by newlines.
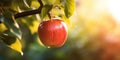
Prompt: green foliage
<box><xmin>2</xmin><ymin>11</ymin><xmax>22</xmax><ymax>39</ymax></box>
<box><xmin>62</xmin><ymin>0</ymin><xmax>75</xmax><ymax>18</ymax></box>
<box><xmin>42</xmin><ymin>0</ymin><xmax>57</xmax><ymax>5</ymax></box>
<box><xmin>0</xmin><ymin>33</ymin><xmax>16</xmax><ymax>45</ymax></box>
<box><xmin>40</xmin><ymin>5</ymin><xmax>52</xmax><ymax>20</ymax></box>
<box><xmin>0</xmin><ymin>33</ymin><xmax>22</xmax><ymax>55</ymax></box>
<box><xmin>0</xmin><ymin>11</ymin><xmax>22</xmax><ymax>54</ymax></box>
<box><xmin>23</xmin><ymin>0</ymin><xmax>32</xmax><ymax>7</ymax></box>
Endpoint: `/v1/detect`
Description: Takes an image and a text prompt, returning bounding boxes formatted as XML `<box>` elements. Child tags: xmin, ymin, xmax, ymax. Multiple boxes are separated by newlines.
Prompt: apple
<box><xmin>38</xmin><ymin>19</ymin><xmax>68</xmax><ymax>48</ymax></box>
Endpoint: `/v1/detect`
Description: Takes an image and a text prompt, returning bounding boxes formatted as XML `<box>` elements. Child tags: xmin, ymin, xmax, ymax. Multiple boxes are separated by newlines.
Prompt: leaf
<box><xmin>0</xmin><ymin>23</ymin><xmax>8</xmax><ymax>33</ymax></box>
<box><xmin>23</xmin><ymin>0</ymin><xmax>32</xmax><ymax>8</ymax></box>
<box><xmin>61</xmin><ymin>0</ymin><xmax>75</xmax><ymax>18</ymax></box>
<box><xmin>60</xmin><ymin>14</ymin><xmax>70</xmax><ymax>25</ymax></box>
<box><xmin>2</xmin><ymin>11</ymin><xmax>22</xmax><ymax>39</ymax></box>
<box><xmin>0</xmin><ymin>33</ymin><xmax>23</xmax><ymax>55</ymax></box>
<box><xmin>42</xmin><ymin>0</ymin><xmax>57</xmax><ymax>5</ymax></box>
<box><xmin>40</xmin><ymin>5</ymin><xmax>52</xmax><ymax>20</ymax></box>
<box><xmin>21</xmin><ymin>17</ymin><xmax>39</xmax><ymax>34</ymax></box>
<box><xmin>0</xmin><ymin>16</ymin><xmax>8</xmax><ymax>33</ymax></box>
<box><xmin>12</xmin><ymin>0</ymin><xmax>30</xmax><ymax>10</ymax></box>
<box><xmin>29</xmin><ymin>20</ymin><xmax>39</xmax><ymax>34</ymax></box>
<box><xmin>9</xmin><ymin>38</ymin><xmax>23</xmax><ymax>55</ymax></box>
<box><xmin>59</xmin><ymin>14</ymin><xmax>71</xmax><ymax>31</ymax></box>
<box><xmin>10</xmin><ymin>0</ymin><xmax>27</xmax><ymax>12</ymax></box>
<box><xmin>50</xmin><ymin>5</ymin><xmax>62</xmax><ymax>16</ymax></box>
<box><xmin>31</xmin><ymin>1</ymin><xmax>40</xmax><ymax>8</ymax></box>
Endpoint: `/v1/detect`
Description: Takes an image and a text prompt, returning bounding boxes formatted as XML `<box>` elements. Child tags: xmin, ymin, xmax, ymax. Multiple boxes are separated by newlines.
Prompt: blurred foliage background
<box><xmin>1</xmin><ymin>0</ymin><xmax>120</xmax><ymax>60</ymax></box>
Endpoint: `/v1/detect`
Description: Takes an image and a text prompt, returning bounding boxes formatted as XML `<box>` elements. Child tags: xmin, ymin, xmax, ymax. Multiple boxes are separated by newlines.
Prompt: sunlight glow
<box><xmin>107</xmin><ymin>0</ymin><xmax>120</xmax><ymax>23</ymax></box>
<box><xmin>70</xmin><ymin>0</ymin><xmax>120</xmax><ymax>59</ymax></box>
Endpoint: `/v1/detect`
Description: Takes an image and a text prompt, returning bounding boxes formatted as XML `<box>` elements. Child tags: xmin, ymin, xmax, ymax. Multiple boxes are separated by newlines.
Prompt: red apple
<box><xmin>38</xmin><ymin>19</ymin><xmax>68</xmax><ymax>48</ymax></box>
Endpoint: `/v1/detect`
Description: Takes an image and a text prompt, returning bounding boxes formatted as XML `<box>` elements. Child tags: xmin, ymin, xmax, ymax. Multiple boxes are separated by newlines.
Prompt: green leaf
<box><xmin>60</xmin><ymin>14</ymin><xmax>70</xmax><ymax>24</ymax></box>
<box><xmin>61</xmin><ymin>0</ymin><xmax>75</xmax><ymax>18</ymax></box>
<box><xmin>0</xmin><ymin>33</ymin><xmax>23</xmax><ymax>55</ymax></box>
<box><xmin>42</xmin><ymin>0</ymin><xmax>57</xmax><ymax>5</ymax></box>
<box><xmin>12</xmin><ymin>0</ymin><xmax>30</xmax><ymax>10</ymax></box>
<box><xmin>0</xmin><ymin>16</ymin><xmax>8</xmax><ymax>33</ymax></box>
<box><xmin>21</xmin><ymin>17</ymin><xmax>40</xmax><ymax>34</ymax></box>
<box><xmin>23</xmin><ymin>0</ymin><xmax>32</xmax><ymax>8</ymax></box>
<box><xmin>31</xmin><ymin>0</ymin><xmax>40</xmax><ymax>8</ymax></box>
<box><xmin>0</xmin><ymin>23</ymin><xmax>8</xmax><ymax>33</ymax></box>
<box><xmin>40</xmin><ymin>5</ymin><xmax>52</xmax><ymax>20</ymax></box>
<box><xmin>2</xmin><ymin>11</ymin><xmax>22</xmax><ymax>39</ymax></box>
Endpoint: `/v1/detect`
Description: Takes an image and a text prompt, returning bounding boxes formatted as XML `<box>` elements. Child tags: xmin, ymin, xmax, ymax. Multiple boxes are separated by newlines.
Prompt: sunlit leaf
<box><xmin>0</xmin><ymin>33</ymin><xmax>23</xmax><ymax>55</ymax></box>
<box><xmin>0</xmin><ymin>23</ymin><xmax>8</xmax><ymax>33</ymax></box>
<box><xmin>40</xmin><ymin>5</ymin><xmax>52</xmax><ymax>20</ymax></box>
<box><xmin>61</xmin><ymin>0</ymin><xmax>75</xmax><ymax>18</ymax></box>
<box><xmin>2</xmin><ymin>11</ymin><xmax>22</xmax><ymax>39</ymax></box>
<box><xmin>0</xmin><ymin>16</ymin><xmax>8</xmax><ymax>33</ymax></box>
<box><xmin>21</xmin><ymin>18</ymin><xmax>39</xmax><ymax>34</ymax></box>
<box><xmin>23</xmin><ymin>0</ymin><xmax>32</xmax><ymax>8</ymax></box>
<box><xmin>9</xmin><ymin>38</ymin><xmax>23</xmax><ymax>55</ymax></box>
<box><xmin>12</xmin><ymin>0</ymin><xmax>30</xmax><ymax>10</ymax></box>
<box><xmin>10</xmin><ymin>0</ymin><xmax>29</xmax><ymax>12</ymax></box>
<box><xmin>29</xmin><ymin>20</ymin><xmax>39</xmax><ymax>34</ymax></box>
<box><xmin>31</xmin><ymin>1</ymin><xmax>40</xmax><ymax>8</ymax></box>
<box><xmin>42</xmin><ymin>0</ymin><xmax>57</xmax><ymax>5</ymax></box>
<box><xmin>50</xmin><ymin>4</ymin><xmax>64</xmax><ymax>18</ymax></box>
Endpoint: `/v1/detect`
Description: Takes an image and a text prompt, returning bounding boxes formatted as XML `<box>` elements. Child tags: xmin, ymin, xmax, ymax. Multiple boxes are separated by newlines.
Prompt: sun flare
<box><xmin>107</xmin><ymin>0</ymin><xmax>120</xmax><ymax>23</ymax></box>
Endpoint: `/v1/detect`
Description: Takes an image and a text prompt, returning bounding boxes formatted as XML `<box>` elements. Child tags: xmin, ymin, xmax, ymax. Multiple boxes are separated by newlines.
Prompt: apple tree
<box><xmin>0</xmin><ymin>0</ymin><xmax>75</xmax><ymax>55</ymax></box>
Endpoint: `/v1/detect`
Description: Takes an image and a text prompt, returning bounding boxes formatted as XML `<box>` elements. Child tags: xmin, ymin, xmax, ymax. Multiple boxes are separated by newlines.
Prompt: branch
<box><xmin>14</xmin><ymin>0</ymin><xmax>43</xmax><ymax>19</ymax></box>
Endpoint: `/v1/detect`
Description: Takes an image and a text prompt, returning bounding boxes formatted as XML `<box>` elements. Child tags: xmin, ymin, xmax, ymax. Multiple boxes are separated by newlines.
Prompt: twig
<box><xmin>14</xmin><ymin>0</ymin><xmax>43</xmax><ymax>19</ymax></box>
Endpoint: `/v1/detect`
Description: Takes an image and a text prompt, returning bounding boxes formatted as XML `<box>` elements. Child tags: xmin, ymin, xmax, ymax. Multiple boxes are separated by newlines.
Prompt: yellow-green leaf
<box><xmin>8</xmin><ymin>38</ymin><xmax>23</xmax><ymax>55</ymax></box>
<box><xmin>42</xmin><ymin>0</ymin><xmax>57</xmax><ymax>5</ymax></box>
<box><xmin>62</xmin><ymin>0</ymin><xmax>75</xmax><ymax>18</ymax></box>
<box><xmin>29</xmin><ymin>20</ymin><xmax>39</xmax><ymax>34</ymax></box>
<box><xmin>40</xmin><ymin>5</ymin><xmax>52</xmax><ymax>20</ymax></box>
<box><xmin>0</xmin><ymin>23</ymin><xmax>8</xmax><ymax>33</ymax></box>
<box><xmin>31</xmin><ymin>1</ymin><xmax>40</xmax><ymax>8</ymax></box>
<box><xmin>0</xmin><ymin>33</ymin><xmax>23</xmax><ymax>55</ymax></box>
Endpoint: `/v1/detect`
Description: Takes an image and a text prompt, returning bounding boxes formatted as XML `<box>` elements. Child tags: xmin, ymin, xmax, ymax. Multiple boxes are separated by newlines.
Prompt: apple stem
<box><xmin>48</xmin><ymin>13</ymin><xmax>52</xmax><ymax>20</ymax></box>
<box><xmin>14</xmin><ymin>0</ymin><xmax>43</xmax><ymax>19</ymax></box>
